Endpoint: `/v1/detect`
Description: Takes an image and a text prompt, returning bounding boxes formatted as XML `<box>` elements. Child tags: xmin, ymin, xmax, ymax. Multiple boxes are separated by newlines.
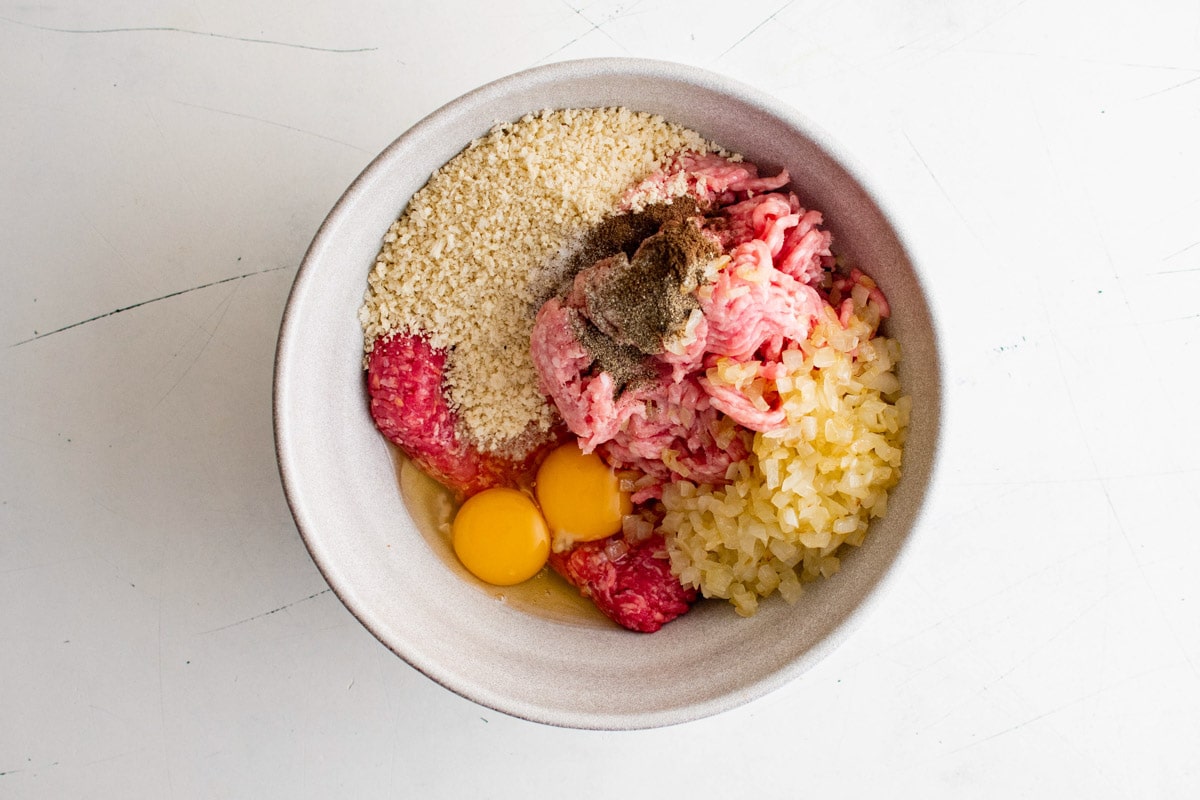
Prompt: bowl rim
<box><xmin>273</xmin><ymin>56</ymin><xmax>944</xmax><ymax>729</ymax></box>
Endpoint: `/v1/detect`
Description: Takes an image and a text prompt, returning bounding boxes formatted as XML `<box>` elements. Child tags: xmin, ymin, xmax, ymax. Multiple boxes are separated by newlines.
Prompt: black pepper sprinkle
<box><xmin>582</xmin><ymin>218</ymin><xmax>716</xmax><ymax>355</ymax></box>
<box><xmin>540</xmin><ymin>197</ymin><xmax>705</xmax><ymax>307</ymax></box>
<box><xmin>563</xmin><ymin>197</ymin><xmax>703</xmax><ymax>278</ymax></box>
<box><xmin>559</xmin><ymin>201</ymin><xmax>721</xmax><ymax>397</ymax></box>
<box><xmin>569</xmin><ymin>311</ymin><xmax>657</xmax><ymax>393</ymax></box>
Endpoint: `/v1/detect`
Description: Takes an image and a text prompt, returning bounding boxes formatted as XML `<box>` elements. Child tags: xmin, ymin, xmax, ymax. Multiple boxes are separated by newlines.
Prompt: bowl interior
<box><xmin>274</xmin><ymin>59</ymin><xmax>941</xmax><ymax>730</ymax></box>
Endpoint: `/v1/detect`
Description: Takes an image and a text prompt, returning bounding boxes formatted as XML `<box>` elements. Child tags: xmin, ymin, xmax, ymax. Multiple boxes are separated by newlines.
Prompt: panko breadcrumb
<box><xmin>359</xmin><ymin>108</ymin><xmax>722</xmax><ymax>453</ymax></box>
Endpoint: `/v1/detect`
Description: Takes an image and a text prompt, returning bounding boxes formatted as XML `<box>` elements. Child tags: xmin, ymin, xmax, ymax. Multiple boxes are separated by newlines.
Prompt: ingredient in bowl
<box><xmin>367</xmin><ymin>332</ymin><xmax>543</xmax><ymax>498</ymax></box>
<box><xmin>452</xmin><ymin>488</ymin><xmax>550</xmax><ymax>586</ymax></box>
<box><xmin>662</xmin><ymin>275</ymin><xmax>909</xmax><ymax>616</ymax></box>
<box><xmin>548</xmin><ymin>534</ymin><xmax>696</xmax><ymax>633</ymax></box>
<box><xmin>361</xmin><ymin>107</ymin><xmax>908</xmax><ymax>631</ymax></box>
<box><xmin>360</xmin><ymin>108</ymin><xmax>724</xmax><ymax>456</ymax></box>
<box><xmin>535</xmin><ymin>442</ymin><xmax>632</xmax><ymax>550</ymax></box>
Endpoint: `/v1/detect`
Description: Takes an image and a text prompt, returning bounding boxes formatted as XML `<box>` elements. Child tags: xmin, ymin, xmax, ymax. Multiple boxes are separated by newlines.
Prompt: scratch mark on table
<box><xmin>1160</xmin><ymin>239</ymin><xmax>1200</xmax><ymax>265</ymax></box>
<box><xmin>0</xmin><ymin>15</ymin><xmax>377</xmax><ymax>53</ymax></box>
<box><xmin>989</xmin><ymin>591</ymin><xmax>1110</xmax><ymax>686</ymax></box>
<box><xmin>0</xmin><ymin>761</ymin><xmax>59</xmax><ymax>777</ymax></box>
<box><xmin>929</xmin><ymin>0</ymin><xmax>1031</xmax><ymax>58</ymax></box>
<box><xmin>8</xmin><ymin>265</ymin><xmax>288</xmax><ymax>348</ymax></box>
<box><xmin>169</xmin><ymin>99</ymin><xmax>372</xmax><ymax>153</ymax></box>
<box><xmin>533</xmin><ymin>35</ymin><xmax>588</xmax><ymax>65</ymax></box>
<box><xmin>90</xmin><ymin>496</ymin><xmax>134</xmax><ymax>527</ymax></box>
<box><xmin>902</xmin><ymin>130</ymin><xmax>984</xmax><ymax>248</ymax></box>
<box><xmin>944</xmin><ymin>664</ymin><xmax>1177</xmax><ymax>757</ymax></box>
<box><xmin>533</xmin><ymin>0</ymin><xmax>629</xmax><ymax>65</ymax></box>
<box><xmin>78</xmin><ymin>749</ymin><xmax>146</xmax><ymax>768</ymax></box>
<box><xmin>865</xmin><ymin>520</ymin><xmax>1103</xmax><ymax>669</ymax></box>
<box><xmin>202</xmin><ymin>588</ymin><xmax>332</xmax><ymax>633</ymax></box>
<box><xmin>156</xmin><ymin>590</ymin><xmax>176</xmax><ymax>796</ymax></box>
<box><xmin>951</xmin><ymin>466</ymin><xmax>1200</xmax><ymax>486</ymax></box>
<box><xmin>1135</xmin><ymin>73</ymin><xmax>1200</xmax><ymax>102</ymax></box>
<box><xmin>1046</xmin><ymin>325</ymin><xmax>1199</xmax><ymax>683</ymax></box>
<box><xmin>1072</xmin><ymin>57</ymin><xmax>1200</xmax><ymax>73</ymax></box>
<box><xmin>0</xmin><ymin>555</ymin><xmax>91</xmax><ymax>576</ymax></box>
<box><xmin>148</xmin><ymin>285</ymin><xmax>240</xmax><ymax>414</ymax></box>
<box><xmin>716</xmin><ymin>0</ymin><xmax>793</xmax><ymax>59</ymax></box>
<box><xmin>1100</xmin><ymin>489</ymin><xmax>1200</xmax><ymax>682</ymax></box>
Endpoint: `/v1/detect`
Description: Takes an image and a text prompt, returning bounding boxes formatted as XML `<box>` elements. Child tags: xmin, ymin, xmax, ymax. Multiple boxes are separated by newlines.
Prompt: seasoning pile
<box><xmin>361</xmin><ymin>108</ymin><xmax>909</xmax><ymax>631</ymax></box>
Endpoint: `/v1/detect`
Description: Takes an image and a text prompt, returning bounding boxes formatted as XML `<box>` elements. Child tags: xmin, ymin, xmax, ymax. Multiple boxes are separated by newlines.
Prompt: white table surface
<box><xmin>3</xmin><ymin>1</ymin><xmax>1199</xmax><ymax>797</ymax></box>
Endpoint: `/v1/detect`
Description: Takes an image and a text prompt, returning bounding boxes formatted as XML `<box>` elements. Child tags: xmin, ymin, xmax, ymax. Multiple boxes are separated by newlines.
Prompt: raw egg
<box><xmin>535</xmin><ymin>442</ymin><xmax>632</xmax><ymax>547</ymax></box>
<box><xmin>452</xmin><ymin>488</ymin><xmax>549</xmax><ymax>586</ymax></box>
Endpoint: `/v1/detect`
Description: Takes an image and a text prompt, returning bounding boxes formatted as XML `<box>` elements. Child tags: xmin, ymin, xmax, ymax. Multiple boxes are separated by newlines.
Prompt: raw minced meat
<box><xmin>529</xmin><ymin>152</ymin><xmax>831</xmax><ymax>501</ymax></box>
<box><xmin>548</xmin><ymin>534</ymin><xmax>696</xmax><ymax>633</ymax></box>
<box><xmin>367</xmin><ymin>333</ymin><xmax>548</xmax><ymax>498</ymax></box>
<box><xmin>531</xmin><ymin>296</ymin><xmax>751</xmax><ymax>499</ymax></box>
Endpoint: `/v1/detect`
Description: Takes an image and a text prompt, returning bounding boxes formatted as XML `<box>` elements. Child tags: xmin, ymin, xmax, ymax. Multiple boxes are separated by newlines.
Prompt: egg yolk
<box><xmin>535</xmin><ymin>442</ymin><xmax>632</xmax><ymax>547</ymax></box>
<box><xmin>452</xmin><ymin>488</ymin><xmax>550</xmax><ymax>586</ymax></box>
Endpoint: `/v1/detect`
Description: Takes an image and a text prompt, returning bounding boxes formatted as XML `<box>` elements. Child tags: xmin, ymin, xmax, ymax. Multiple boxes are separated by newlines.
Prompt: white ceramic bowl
<box><xmin>274</xmin><ymin>58</ymin><xmax>941</xmax><ymax>729</ymax></box>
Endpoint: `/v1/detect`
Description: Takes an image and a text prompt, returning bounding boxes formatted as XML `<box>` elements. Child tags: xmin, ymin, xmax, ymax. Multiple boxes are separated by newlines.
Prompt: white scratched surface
<box><xmin>2</xmin><ymin>0</ymin><xmax>1199</xmax><ymax>796</ymax></box>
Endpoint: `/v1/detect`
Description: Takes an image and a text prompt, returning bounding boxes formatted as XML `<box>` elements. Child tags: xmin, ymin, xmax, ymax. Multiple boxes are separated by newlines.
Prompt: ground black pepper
<box><xmin>556</xmin><ymin>199</ymin><xmax>722</xmax><ymax>395</ymax></box>
<box><xmin>562</xmin><ymin>196</ymin><xmax>702</xmax><ymax>279</ymax></box>
<box><xmin>582</xmin><ymin>218</ymin><xmax>717</xmax><ymax>355</ymax></box>
<box><xmin>569</xmin><ymin>311</ymin><xmax>657</xmax><ymax>393</ymax></box>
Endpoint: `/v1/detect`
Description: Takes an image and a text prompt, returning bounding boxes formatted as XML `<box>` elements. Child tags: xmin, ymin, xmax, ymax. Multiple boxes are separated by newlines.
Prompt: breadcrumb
<box><xmin>360</xmin><ymin>108</ymin><xmax>721</xmax><ymax>453</ymax></box>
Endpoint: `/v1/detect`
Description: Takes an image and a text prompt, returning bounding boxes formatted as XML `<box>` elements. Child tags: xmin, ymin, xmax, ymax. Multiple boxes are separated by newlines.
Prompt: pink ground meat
<box><xmin>549</xmin><ymin>534</ymin><xmax>697</xmax><ymax>633</ymax></box>
<box><xmin>529</xmin><ymin>152</ymin><xmax>833</xmax><ymax>500</ymax></box>
<box><xmin>367</xmin><ymin>333</ymin><xmax>545</xmax><ymax>498</ymax></box>
<box><xmin>530</xmin><ymin>298</ymin><xmax>751</xmax><ymax>499</ymax></box>
<box><xmin>699</xmin><ymin>239</ymin><xmax>822</xmax><ymax>363</ymax></box>
<box><xmin>622</xmin><ymin>151</ymin><xmax>791</xmax><ymax>210</ymax></box>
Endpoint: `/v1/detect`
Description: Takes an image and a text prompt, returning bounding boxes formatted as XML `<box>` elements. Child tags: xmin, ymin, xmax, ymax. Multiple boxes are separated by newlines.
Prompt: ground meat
<box><xmin>698</xmin><ymin>238</ymin><xmax>821</xmax><ymax>363</ymax></box>
<box><xmin>529</xmin><ymin>298</ymin><xmax>750</xmax><ymax>499</ymax></box>
<box><xmin>549</xmin><ymin>534</ymin><xmax>697</xmax><ymax>633</ymax></box>
<box><xmin>367</xmin><ymin>333</ymin><xmax>543</xmax><ymax>498</ymax></box>
<box><xmin>529</xmin><ymin>153</ymin><xmax>835</xmax><ymax>504</ymax></box>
